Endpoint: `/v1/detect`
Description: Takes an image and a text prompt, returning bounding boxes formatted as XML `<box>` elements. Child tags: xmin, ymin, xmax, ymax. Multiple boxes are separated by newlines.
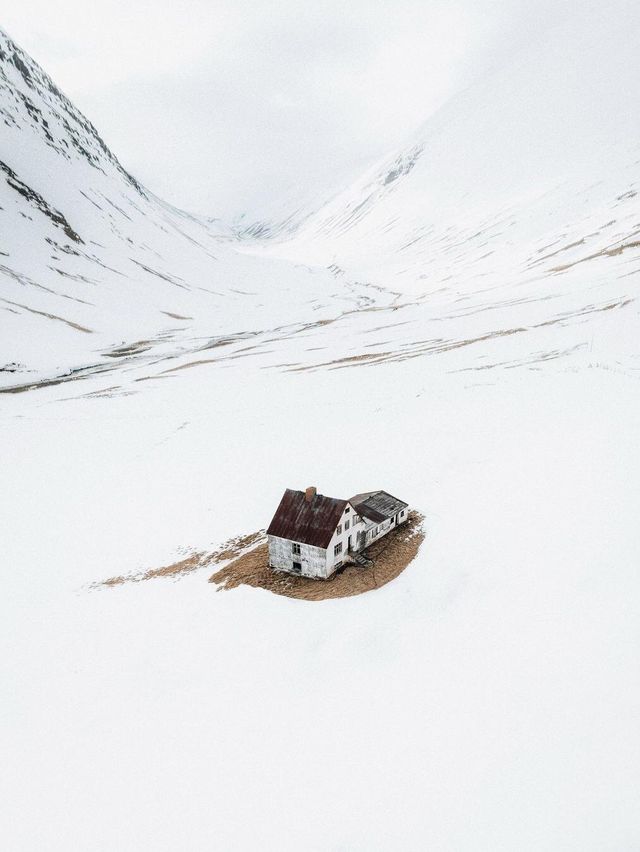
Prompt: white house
<box><xmin>266</xmin><ymin>486</ymin><xmax>409</xmax><ymax>579</ymax></box>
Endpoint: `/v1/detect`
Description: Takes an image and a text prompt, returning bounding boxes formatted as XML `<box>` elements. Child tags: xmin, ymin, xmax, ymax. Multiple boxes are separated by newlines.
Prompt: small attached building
<box><xmin>350</xmin><ymin>490</ymin><xmax>410</xmax><ymax>548</ymax></box>
<box><xmin>267</xmin><ymin>486</ymin><xmax>409</xmax><ymax>579</ymax></box>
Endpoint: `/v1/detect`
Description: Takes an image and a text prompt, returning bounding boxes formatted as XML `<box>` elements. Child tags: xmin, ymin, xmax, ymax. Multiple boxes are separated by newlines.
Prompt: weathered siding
<box><xmin>268</xmin><ymin>504</ymin><xmax>410</xmax><ymax>579</ymax></box>
<box><xmin>326</xmin><ymin>502</ymin><xmax>366</xmax><ymax>572</ymax></box>
<box><xmin>268</xmin><ymin>534</ymin><xmax>328</xmax><ymax>578</ymax></box>
<box><xmin>364</xmin><ymin>506</ymin><xmax>410</xmax><ymax>545</ymax></box>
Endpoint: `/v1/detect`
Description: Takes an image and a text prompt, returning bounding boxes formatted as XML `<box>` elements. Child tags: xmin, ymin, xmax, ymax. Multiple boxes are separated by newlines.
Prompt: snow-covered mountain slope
<box><xmin>258</xmin><ymin>6</ymin><xmax>640</xmax><ymax>374</ymax></box>
<box><xmin>0</xmin><ymin>27</ymin><xmax>384</xmax><ymax>390</ymax></box>
<box><xmin>3</xmin><ymin>7</ymin><xmax>639</xmax><ymax>394</ymax></box>
<box><xmin>279</xmin><ymin>7</ymin><xmax>640</xmax><ymax>277</ymax></box>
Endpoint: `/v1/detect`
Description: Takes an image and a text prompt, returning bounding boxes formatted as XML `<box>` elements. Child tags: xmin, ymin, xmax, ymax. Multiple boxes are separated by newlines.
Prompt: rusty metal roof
<box><xmin>267</xmin><ymin>489</ymin><xmax>347</xmax><ymax>549</ymax></box>
<box><xmin>350</xmin><ymin>490</ymin><xmax>408</xmax><ymax>524</ymax></box>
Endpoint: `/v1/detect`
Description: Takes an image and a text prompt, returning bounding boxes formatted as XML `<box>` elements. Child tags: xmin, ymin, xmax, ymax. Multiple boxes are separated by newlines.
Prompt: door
<box><xmin>347</xmin><ymin>535</ymin><xmax>352</xmax><ymax>552</ymax></box>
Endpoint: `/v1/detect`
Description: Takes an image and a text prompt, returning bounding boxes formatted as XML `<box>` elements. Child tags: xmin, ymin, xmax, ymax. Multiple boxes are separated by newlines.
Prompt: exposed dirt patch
<box><xmin>287</xmin><ymin>350</ymin><xmax>393</xmax><ymax>371</ymax></box>
<box><xmin>552</xmin><ymin>239</ymin><xmax>640</xmax><ymax>272</ymax></box>
<box><xmin>104</xmin><ymin>339</ymin><xmax>153</xmax><ymax>358</ymax></box>
<box><xmin>93</xmin><ymin>530</ymin><xmax>265</xmax><ymax>588</ymax></box>
<box><xmin>130</xmin><ymin>259</ymin><xmax>188</xmax><ymax>289</ymax></box>
<box><xmin>209</xmin><ymin>511</ymin><xmax>425</xmax><ymax>601</ymax></box>
<box><xmin>0</xmin><ymin>361</ymin><xmax>115</xmax><ymax>394</ymax></box>
<box><xmin>161</xmin><ymin>311</ymin><xmax>192</xmax><ymax>320</ymax></box>
<box><xmin>161</xmin><ymin>358</ymin><xmax>221</xmax><ymax>373</ymax></box>
<box><xmin>0</xmin><ymin>159</ymin><xmax>83</xmax><ymax>242</ymax></box>
<box><xmin>286</xmin><ymin>296</ymin><xmax>634</xmax><ymax>374</ymax></box>
<box><xmin>0</xmin><ymin>295</ymin><xmax>93</xmax><ymax>333</ymax></box>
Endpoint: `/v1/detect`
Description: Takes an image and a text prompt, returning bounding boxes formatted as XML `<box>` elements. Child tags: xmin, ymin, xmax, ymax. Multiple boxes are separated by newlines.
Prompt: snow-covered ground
<box><xmin>2</xmin><ymin>7</ymin><xmax>640</xmax><ymax>851</ymax></box>
<box><xmin>3</xmin><ymin>346</ymin><xmax>640</xmax><ymax>851</ymax></box>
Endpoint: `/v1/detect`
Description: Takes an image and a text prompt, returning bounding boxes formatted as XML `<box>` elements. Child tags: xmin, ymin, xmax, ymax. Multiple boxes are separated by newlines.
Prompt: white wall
<box><xmin>325</xmin><ymin>502</ymin><xmax>366</xmax><ymax>573</ymax></box>
<box><xmin>268</xmin><ymin>535</ymin><xmax>327</xmax><ymax>578</ymax></box>
<box><xmin>364</xmin><ymin>506</ymin><xmax>409</xmax><ymax>546</ymax></box>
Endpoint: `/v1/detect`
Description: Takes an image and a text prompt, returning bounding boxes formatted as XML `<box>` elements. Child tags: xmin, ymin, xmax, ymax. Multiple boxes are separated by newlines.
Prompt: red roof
<box><xmin>267</xmin><ymin>489</ymin><xmax>347</xmax><ymax>549</ymax></box>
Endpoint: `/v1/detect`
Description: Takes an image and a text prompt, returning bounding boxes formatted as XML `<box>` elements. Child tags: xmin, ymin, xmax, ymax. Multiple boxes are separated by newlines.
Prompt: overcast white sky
<box><xmin>4</xmin><ymin>1</ymin><xmax>559</xmax><ymax>220</ymax></box>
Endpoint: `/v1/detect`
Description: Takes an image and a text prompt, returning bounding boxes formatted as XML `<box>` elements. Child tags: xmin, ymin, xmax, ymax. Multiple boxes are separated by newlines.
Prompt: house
<box><xmin>266</xmin><ymin>486</ymin><xmax>409</xmax><ymax>579</ymax></box>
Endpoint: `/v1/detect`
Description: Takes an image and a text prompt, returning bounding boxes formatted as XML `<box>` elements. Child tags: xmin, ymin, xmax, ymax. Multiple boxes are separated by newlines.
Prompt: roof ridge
<box><xmin>267</xmin><ymin>488</ymin><xmax>349</xmax><ymax>549</ymax></box>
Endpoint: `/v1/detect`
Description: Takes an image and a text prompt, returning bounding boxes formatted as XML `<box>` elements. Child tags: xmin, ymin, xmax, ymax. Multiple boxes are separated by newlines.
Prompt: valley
<box><xmin>1</xmin><ymin>10</ymin><xmax>640</xmax><ymax>851</ymax></box>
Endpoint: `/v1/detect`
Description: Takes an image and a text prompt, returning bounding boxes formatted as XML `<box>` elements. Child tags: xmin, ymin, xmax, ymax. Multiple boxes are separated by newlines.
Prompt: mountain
<box><xmin>278</xmin><ymin>7</ymin><xmax>640</xmax><ymax>280</ymax></box>
<box><xmin>3</xmin><ymin>9</ymin><xmax>639</xmax><ymax>390</ymax></box>
<box><xmin>0</xmin><ymin>27</ymin><xmax>370</xmax><ymax>390</ymax></box>
<box><xmin>257</xmin><ymin>6</ymin><xmax>640</xmax><ymax>372</ymax></box>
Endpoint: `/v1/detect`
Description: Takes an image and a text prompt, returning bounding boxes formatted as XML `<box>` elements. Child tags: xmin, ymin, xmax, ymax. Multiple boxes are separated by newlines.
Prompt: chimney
<box><xmin>305</xmin><ymin>486</ymin><xmax>317</xmax><ymax>503</ymax></box>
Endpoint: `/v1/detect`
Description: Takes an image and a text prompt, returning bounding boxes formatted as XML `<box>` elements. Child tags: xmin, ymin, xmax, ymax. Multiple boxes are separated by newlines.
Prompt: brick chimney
<box><xmin>305</xmin><ymin>486</ymin><xmax>316</xmax><ymax>502</ymax></box>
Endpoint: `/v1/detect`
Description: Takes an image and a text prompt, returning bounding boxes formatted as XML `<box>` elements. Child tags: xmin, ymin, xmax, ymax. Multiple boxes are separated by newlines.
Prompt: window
<box><xmin>353</xmin><ymin>514</ymin><xmax>360</xmax><ymax>524</ymax></box>
<box><xmin>345</xmin><ymin>506</ymin><xmax>350</xmax><ymax>513</ymax></box>
<box><xmin>336</xmin><ymin>524</ymin><xmax>342</xmax><ymax>535</ymax></box>
<box><xmin>400</xmin><ymin>510</ymin><xmax>405</xmax><ymax>518</ymax></box>
<box><xmin>292</xmin><ymin>561</ymin><xmax>302</xmax><ymax>573</ymax></box>
<box><xmin>344</xmin><ymin>519</ymin><xmax>350</xmax><ymax>530</ymax></box>
<box><xmin>292</xmin><ymin>542</ymin><xmax>301</xmax><ymax>555</ymax></box>
<box><xmin>334</xmin><ymin>542</ymin><xmax>342</xmax><ymax>556</ymax></box>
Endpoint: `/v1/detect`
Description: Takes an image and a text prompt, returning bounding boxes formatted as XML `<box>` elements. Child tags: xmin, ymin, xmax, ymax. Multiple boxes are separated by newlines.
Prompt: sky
<box><xmin>4</xmin><ymin>0</ymin><xmax>559</xmax><ymax>221</ymax></box>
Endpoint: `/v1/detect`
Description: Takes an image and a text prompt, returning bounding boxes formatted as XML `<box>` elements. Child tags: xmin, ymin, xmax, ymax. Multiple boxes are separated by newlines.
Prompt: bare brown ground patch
<box><xmin>551</xmin><ymin>238</ymin><xmax>640</xmax><ymax>272</ymax></box>
<box><xmin>104</xmin><ymin>340</ymin><xmax>153</xmax><ymax>357</ymax></box>
<box><xmin>286</xmin><ymin>297</ymin><xmax>633</xmax><ymax>374</ymax></box>
<box><xmin>161</xmin><ymin>311</ymin><xmax>192</xmax><ymax>320</ymax></box>
<box><xmin>209</xmin><ymin>511</ymin><xmax>425</xmax><ymax>601</ymax></box>
<box><xmin>0</xmin><ymin>296</ymin><xmax>93</xmax><ymax>333</ymax></box>
<box><xmin>161</xmin><ymin>358</ymin><xmax>220</xmax><ymax>373</ymax></box>
<box><xmin>93</xmin><ymin>530</ymin><xmax>265</xmax><ymax>588</ymax></box>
